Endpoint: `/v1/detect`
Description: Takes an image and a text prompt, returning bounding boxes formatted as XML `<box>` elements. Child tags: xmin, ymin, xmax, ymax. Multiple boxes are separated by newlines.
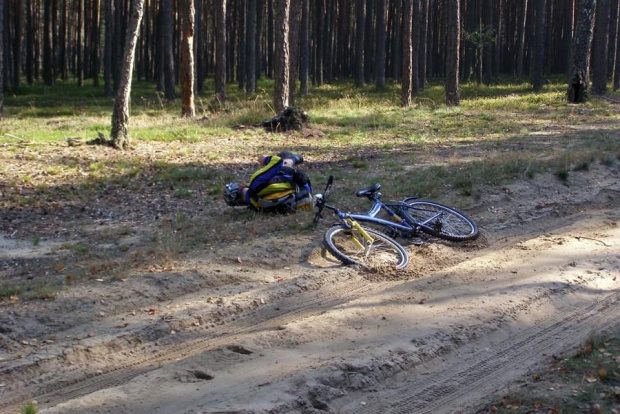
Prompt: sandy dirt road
<box><xmin>1</xmin><ymin>163</ymin><xmax>619</xmax><ymax>414</ymax></box>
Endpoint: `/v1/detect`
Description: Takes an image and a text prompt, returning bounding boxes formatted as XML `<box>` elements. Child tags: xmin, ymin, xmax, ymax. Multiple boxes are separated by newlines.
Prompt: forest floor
<box><xmin>1</xmin><ymin>84</ymin><xmax>620</xmax><ymax>413</ymax></box>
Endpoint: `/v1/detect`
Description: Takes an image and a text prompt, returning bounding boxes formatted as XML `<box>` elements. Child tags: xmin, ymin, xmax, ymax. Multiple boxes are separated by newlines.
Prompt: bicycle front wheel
<box><xmin>324</xmin><ymin>225</ymin><xmax>409</xmax><ymax>269</ymax></box>
<box><xmin>400</xmin><ymin>199</ymin><xmax>479</xmax><ymax>241</ymax></box>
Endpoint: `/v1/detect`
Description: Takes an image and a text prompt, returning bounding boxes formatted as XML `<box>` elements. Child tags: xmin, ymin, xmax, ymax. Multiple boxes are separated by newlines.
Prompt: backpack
<box><xmin>249</xmin><ymin>168</ymin><xmax>312</xmax><ymax>212</ymax></box>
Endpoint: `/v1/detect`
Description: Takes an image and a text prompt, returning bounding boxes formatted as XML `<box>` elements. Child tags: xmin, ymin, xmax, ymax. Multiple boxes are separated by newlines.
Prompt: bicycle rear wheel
<box><xmin>324</xmin><ymin>225</ymin><xmax>409</xmax><ymax>269</ymax></box>
<box><xmin>399</xmin><ymin>199</ymin><xmax>479</xmax><ymax>241</ymax></box>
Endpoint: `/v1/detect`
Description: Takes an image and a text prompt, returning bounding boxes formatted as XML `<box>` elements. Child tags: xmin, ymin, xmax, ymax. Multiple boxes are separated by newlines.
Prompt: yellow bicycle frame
<box><xmin>345</xmin><ymin>218</ymin><xmax>375</xmax><ymax>254</ymax></box>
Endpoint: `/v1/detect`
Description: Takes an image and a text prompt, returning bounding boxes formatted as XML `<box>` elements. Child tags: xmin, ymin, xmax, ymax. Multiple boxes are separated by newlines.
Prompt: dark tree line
<box><xmin>1</xmin><ymin>0</ymin><xmax>620</xmax><ymax>115</ymax></box>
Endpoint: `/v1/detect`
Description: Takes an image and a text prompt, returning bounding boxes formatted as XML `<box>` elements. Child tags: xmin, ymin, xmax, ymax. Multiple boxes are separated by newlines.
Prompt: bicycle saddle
<box><xmin>356</xmin><ymin>183</ymin><xmax>381</xmax><ymax>197</ymax></box>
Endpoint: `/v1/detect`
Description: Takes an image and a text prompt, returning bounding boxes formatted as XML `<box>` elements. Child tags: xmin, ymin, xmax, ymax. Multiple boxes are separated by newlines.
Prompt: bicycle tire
<box><xmin>323</xmin><ymin>225</ymin><xmax>409</xmax><ymax>269</ymax></box>
<box><xmin>399</xmin><ymin>199</ymin><xmax>479</xmax><ymax>241</ymax></box>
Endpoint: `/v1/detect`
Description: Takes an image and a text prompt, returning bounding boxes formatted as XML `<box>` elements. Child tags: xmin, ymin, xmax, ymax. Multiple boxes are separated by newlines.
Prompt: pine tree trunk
<box><xmin>111</xmin><ymin>0</ymin><xmax>146</xmax><ymax>150</ymax></box>
<box><xmin>592</xmin><ymin>0</ymin><xmax>610</xmax><ymax>94</ymax></box>
<box><xmin>483</xmin><ymin>0</ymin><xmax>493</xmax><ymax>85</ymax></box>
<box><xmin>299</xmin><ymin>0</ymin><xmax>309</xmax><ymax>94</ymax></box>
<box><xmin>563</xmin><ymin>0</ymin><xmax>575</xmax><ymax>76</ymax></box>
<box><xmin>112</xmin><ymin>0</ymin><xmax>123</xmax><ymax>89</ymax></box>
<box><xmin>401</xmin><ymin>0</ymin><xmax>413</xmax><ymax>106</ymax></box>
<box><xmin>12</xmin><ymin>0</ymin><xmax>23</xmax><ymax>89</ymax></box>
<box><xmin>43</xmin><ymin>0</ymin><xmax>54</xmax><ymax>85</ymax></box>
<box><xmin>0</xmin><ymin>0</ymin><xmax>4</xmax><ymax>118</ymax></box>
<box><xmin>287</xmin><ymin>0</ymin><xmax>300</xmax><ymax>104</ymax></box>
<box><xmin>77</xmin><ymin>0</ymin><xmax>84</xmax><ymax>86</ymax></box>
<box><xmin>91</xmin><ymin>0</ymin><xmax>101</xmax><ymax>87</ymax></box>
<box><xmin>516</xmin><ymin>0</ymin><xmax>528</xmax><ymax>80</ymax></box>
<box><xmin>215</xmin><ymin>0</ymin><xmax>227</xmax><ymax>103</ymax></box>
<box><xmin>237</xmin><ymin>0</ymin><xmax>245</xmax><ymax>89</ymax></box>
<box><xmin>364</xmin><ymin>0</ymin><xmax>373</xmax><ymax>83</ymax></box>
<box><xmin>245</xmin><ymin>0</ymin><xmax>256</xmax><ymax>93</ymax></box>
<box><xmin>26</xmin><ymin>0</ymin><xmax>34</xmax><ymax>85</ymax></box>
<box><xmin>180</xmin><ymin>0</ymin><xmax>195</xmax><ymax>117</ymax></box>
<box><xmin>567</xmin><ymin>0</ymin><xmax>596</xmax><ymax>103</ymax></box>
<box><xmin>274</xmin><ymin>0</ymin><xmax>290</xmax><ymax>112</ymax></box>
<box><xmin>613</xmin><ymin>0</ymin><xmax>620</xmax><ymax>91</ymax></box>
<box><xmin>375</xmin><ymin>0</ymin><xmax>386</xmax><ymax>88</ymax></box>
<box><xmin>418</xmin><ymin>0</ymin><xmax>428</xmax><ymax>90</ymax></box>
<box><xmin>104</xmin><ymin>0</ymin><xmax>113</xmax><ymax>95</ymax></box>
<box><xmin>355</xmin><ymin>0</ymin><xmax>365</xmax><ymax>87</ymax></box>
<box><xmin>532</xmin><ymin>0</ymin><xmax>546</xmax><ymax>90</ymax></box>
<box><xmin>194</xmin><ymin>0</ymin><xmax>204</xmax><ymax>91</ymax></box>
<box><xmin>445</xmin><ymin>0</ymin><xmax>460</xmax><ymax>106</ymax></box>
<box><xmin>267</xmin><ymin>0</ymin><xmax>274</xmax><ymax>78</ymax></box>
<box><xmin>162</xmin><ymin>0</ymin><xmax>175</xmax><ymax>100</ymax></box>
<box><xmin>412</xmin><ymin>0</ymin><xmax>420</xmax><ymax>94</ymax></box>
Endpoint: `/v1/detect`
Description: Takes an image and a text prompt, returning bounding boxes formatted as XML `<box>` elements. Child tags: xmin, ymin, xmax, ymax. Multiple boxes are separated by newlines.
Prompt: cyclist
<box><xmin>223</xmin><ymin>151</ymin><xmax>313</xmax><ymax>212</ymax></box>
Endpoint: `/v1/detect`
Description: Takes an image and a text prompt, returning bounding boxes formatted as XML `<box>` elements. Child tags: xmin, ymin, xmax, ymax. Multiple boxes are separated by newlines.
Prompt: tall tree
<box><xmin>274</xmin><ymin>0</ymin><xmax>290</xmax><ymax>112</ymax></box>
<box><xmin>567</xmin><ymin>0</ymin><xmax>596</xmax><ymax>103</ymax></box>
<box><xmin>562</xmin><ymin>0</ymin><xmax>575</xmax><ymax>76</ymax></box>
<box><xmin>376</xmin><ymin>0</ymin><xmax>387</xmax><ymax>88</ymax></box>
<box><xmin>401</xmin><ymin>0</ymin><xmax>413</xmax><ymax>106</ymax></box>
<box><xmin>445</xmin><ymin>0</ymin><xmax>460</xmax><ymax>106</ymax></box>
<box><xmin>12</xmin><ymin>0</ymin><xmax>23</xmax><ymax>89</ymax></box>
<box><xmin>355</xmin><ymin>0</ymin><xmax>365</xmax><ymax>87</ymax></box>
<box><xmin>161</xmin><ymin>0</ymin><xmax>175</xmax><ymax>101</ymax></box>
<box><xmin>245</xmin><ymin>0</ymin><xmax>256</xmax><ymax>93</ymax></box>
<box><xmin>43</xmin><ymin>0</ymin><xmax>54</xmax><ymax>85</ymax></box>
<box><xmin>592</xmin><ymin>0</ymin><xmax>610</xmax><ymax>94</ymax></box>
<box><xmin>418</xmin><ymin>0</ymin><xmax>428</xmax><ymax>90</ymax></box>
<box><xmin>516</xmin><ymin>0</ymin><xmax>528</xmax><ymax>80</ymax></box>
<box><xmin>299</xmin><ymin>0</ymin><xmax>309</xmax><ymax>94</ymax></box>
<box><xmin>0</xmin><ymin>0</ymin><xmax>4</xmax><ymax>118</ymax></box>
<box><xmin>288</xmin><ymin>0</ymin><xmax>300</xmax><ymax>104</ymax></box>
<box><xmin>104</xmin><ymin>0</ymin><xmax>113</xmax><ymax>95</ymax></box>
<box><xmin>615</xmin><ymin>1</ymin><xmax>620</xmax><ymax>90</ymax></box>
<box><xmin>532</xmin><ymin>0</ymin><xmax>546</xmax><ymax>90</ymax></box>
<box><xmin>412</xmin><ymin>0</ymin><xmax>421</xmax><ymax>94</ymax></box>
<box><xmin>111</xmin><ymin>0</ymin><xmax>146</xmax><ymax>149</ymax></box>
<box><xmin>215</xmin><ymin>0</ymin><xmax>227</xmax><ymax>103</ymax></box>
<box><xmin>91</xmin><ymin>0</ymin><xmax>101</xmax><ymax>87</ymax></box>
<box><xmin>77</xmin><ymin>0</ymin><xmax>85</xmax><ymax>86</ymax></box>
<box><xmin>180</xmin><ymin>0</ymin><xmax>195</xmax><ymax>117</ymax></box>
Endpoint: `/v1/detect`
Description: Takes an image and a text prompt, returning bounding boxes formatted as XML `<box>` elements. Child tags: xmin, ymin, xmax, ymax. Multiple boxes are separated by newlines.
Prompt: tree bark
<box><xmin>12</xmin><ymin>0</ymin><xmax>23</xmax><ymax>89</ymax></box>
<box><xmin>111</xmin><ymin>0</ymin><xmax>146</xmax><ymax>150</ymax></box>
<box><xmin>162</xmin><ymin>0</ymin><xmax>175</xmax><ymax>101</ymax></box>
<box><xmin>355</xmin><ymin>0</ymin><xmax>365</xmax><ymax>87</ymax></box>
<box><xmin>42</xmin><ymin>0</ymin><xmax>54</xmax><ymax>85</ymax></box>
<box><xmin>215</xmin><ymin>0</ymin><xmax>227</xmax><ymax>103</ymax></box>
<box><xmin>412</xmin><ymin>0</ymin><xmax>420</xmax><ymax>94</ymax></box>
<box><xmin>180</xmin><ymin>0</ymin><xmax>195</xmax><ymax>117</ymax></box>
<box><xmin>563</xmin><ymin>0</ymin><xmax>575</xmax><ymax>76</ymax></box>
<box><xmin>299</xmin><ymin>0</ymin><xmax>309</xmax><ymax>94</ymax></box>
<box><xmin>288</xmin><ymin>0</ymin><xmax>300</xmax><ymax>104</ymax></box>
<box><xmin>26</xmin><ymin>0</ymin><xmax>34</xmax><ymax>85</ymax></box>
<box><xmin>274</xmin><ymin>0</ymin><xmax>290</xmax><ymax>112</ymax></box>
<box><xmin>532</xmin><ymin>0</ymin><xmax>546</xmax><ymax>90</ymax></box>
<box><xmin>567</xmin><ymin>0</ymin><xmax>596</xmax><ymax>103</ymax></box>
<box><xmin>364</xmin><ymin>0</ymin><xmax>374</xmax><ymax>83</ymax></box>
<box><xmin>0</xmin><ymin>0</ymin><xmax>4</xmax><ymax>117</ymax></box>
<box><xmin>445</xmin><ymin>0</ymin><xmax>460</xmax><ymax>106</ymax></box>
<box><xmin>614</xmin><ymin>0</ymin><xmax>620</xmax><ymax>90</ymax></box>
<box><xmin>592</xmin><ymin>0</ymin><xmax>609</xmax><ymax>94</ymax></box>
<box><xmin>104</xmin><ymin>0</ymin><xmax>113</xmax><ymax>95</ymax></box>
<box><xmin>91</xmin><ymin>0</ymin><xmax>101</xmax><ymax>87</ymax></box>
<box><xmin>516</xmin><ymin>0</ymin><xmax>528</xmax><ymax>80</ymax></box>
<box><xmin>245</xmin><ymin>0</ymin><xmax>256</xmax><ymax>93</ymax></box>
<box><xmin>77</xmin><ymin>0</ymin><xmax>84</xmax><ymax>86</ymax></box>
<box><xmin>376</xmin><ymin>0</ymin><xmax>387</xmax><ymax>88</ymax></box>
<box><xmin>401</xmin><ymin>0</ymin><xmax>413</xmax><ymax>106</ymax></box>
<box><xmin>419</xmin><ymin>0</ymin><xmax>428</xmax><ymax>90</ymax></box>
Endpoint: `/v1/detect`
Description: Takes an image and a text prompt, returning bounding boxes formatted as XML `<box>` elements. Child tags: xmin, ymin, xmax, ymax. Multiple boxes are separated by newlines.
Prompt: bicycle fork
<box><xmin>345</xmin><ymin>218</ymin><xmax>375</xmax><ymax>258</ymax></box>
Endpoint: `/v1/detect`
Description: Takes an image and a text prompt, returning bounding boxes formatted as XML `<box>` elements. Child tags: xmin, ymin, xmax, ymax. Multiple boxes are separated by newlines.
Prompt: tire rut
<box><xmin>345</xmin><ymin>289</ymin><xmax>620</xmax><ymax>414</ymax></box>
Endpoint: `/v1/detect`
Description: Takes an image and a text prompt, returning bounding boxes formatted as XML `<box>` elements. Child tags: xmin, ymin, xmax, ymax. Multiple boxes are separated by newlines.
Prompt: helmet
<box><xmin>278</xmin><ymin>151</ymin><xmax>303</xmax><ymax>165</ymax></box>
<box><xmin>223</xmin><ymin>182</ymin><xmax>245</xmax><ymax>206</ymax></box>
